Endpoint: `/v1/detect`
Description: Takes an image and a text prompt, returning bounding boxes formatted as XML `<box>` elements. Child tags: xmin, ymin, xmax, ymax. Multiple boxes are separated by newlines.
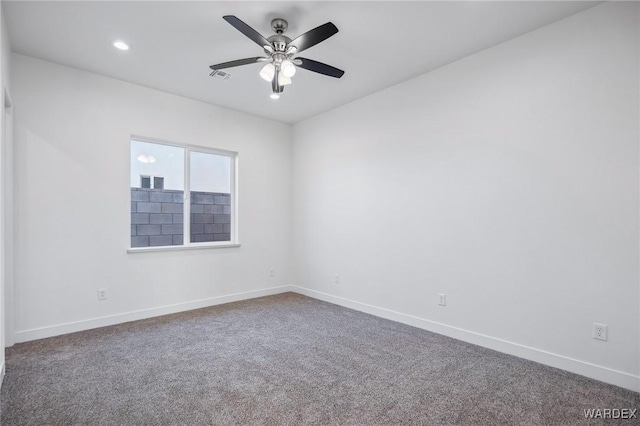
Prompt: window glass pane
<box><xmin>131</xmin><ymin>140</ymin><xmax>185</xmax><ymax>248</ymax></box>
<box><xmin>131</xmin><ymin>141</ymin><xmax>184</xmax><ymax>190</ymax></box>
<box><xmin>140</xmin><ymin>176</ymin><xmax>150</xmax><ymax>189</ymax></box>
<box><xmin>189</xmin><ymin>151</ymin><xmax>231</xmax><ymax>243</ymax></box>
<box><xmin>154</xmin><ymin>176</ymin><xmax>164</xmax><ymax>190</ymax></box>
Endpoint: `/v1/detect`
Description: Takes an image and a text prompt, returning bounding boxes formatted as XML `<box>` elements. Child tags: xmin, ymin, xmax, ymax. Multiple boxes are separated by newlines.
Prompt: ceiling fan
<box><xmin>209</xmin><ymin>15</ymin><xmax>345</xmax><ymax>99</ymax></box>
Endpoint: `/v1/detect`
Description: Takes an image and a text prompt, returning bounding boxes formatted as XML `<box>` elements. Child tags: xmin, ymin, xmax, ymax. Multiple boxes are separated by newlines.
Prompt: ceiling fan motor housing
<box><xmin>267</xmin><ymin>34</ymin><xmax>291</xmax><ymax>52</ymax></box>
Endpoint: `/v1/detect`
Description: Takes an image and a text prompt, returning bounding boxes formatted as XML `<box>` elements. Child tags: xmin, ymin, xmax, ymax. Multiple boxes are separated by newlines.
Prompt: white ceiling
<box><xmin>4</xmin><ymin>1</ymin><xmax>600</xmax><ymax>124</ymax></box>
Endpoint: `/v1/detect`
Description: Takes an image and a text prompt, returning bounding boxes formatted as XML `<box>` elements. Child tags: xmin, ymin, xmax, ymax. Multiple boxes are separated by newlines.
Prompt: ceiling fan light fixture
<box><xmin>260</xmin><ymin>63</ymin><xmax>275</xmax><ymax>82</ymax></box>
<box><xmin>278</xmin><ymin>72</ymin><xmax>292</xmax><ymax>86</ymax></box>
<box><xmin>270</xmin><ymin>92</ymin><xmax>280</xmax><ymax>100</ymax></box>
<box><xmin>281</xmin><ymin>60</ymin><xmax>296</xmax><ymax>78</ymax></box>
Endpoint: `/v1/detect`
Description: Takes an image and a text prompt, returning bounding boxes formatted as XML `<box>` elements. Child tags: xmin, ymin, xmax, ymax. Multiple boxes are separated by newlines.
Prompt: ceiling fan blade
<box><xmin>297</xmin><ymin>57</ymin><xmax>345</xmax><ymax>78</ymax></box>
<box><xmin>210</xmin><ymin>57</ymin><xmax>263</xmax><ymax>70</ymax></box>
<box><xmin>289</xmin><ymin>22</ymin><xmax>338</xmax><ymax>54</ymax></box>
<box><xmin>223</xmin><ymin>15</ymin><xmax>271</xmax><ymax>48</ymax></box>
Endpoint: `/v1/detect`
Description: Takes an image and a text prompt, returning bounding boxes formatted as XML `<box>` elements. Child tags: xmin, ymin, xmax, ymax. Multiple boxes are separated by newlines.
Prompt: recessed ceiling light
<box><xmin>113</xmin><ymin>41</ymin><xmax>129</xmax><ymax>51</ymax></box>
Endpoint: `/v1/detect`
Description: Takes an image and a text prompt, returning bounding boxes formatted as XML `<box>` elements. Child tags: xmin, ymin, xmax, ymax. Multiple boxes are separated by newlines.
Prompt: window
<box><xmin>153</xmin><ymin>176</ymin><xmax>164</xmax><ymax>190</ymax></box>
<box><xmin>130</xmin><ymin>138</ymin><xmax>236</xmax><ymax>249</ymax></box>
<box><xmin>140</xmin><ymin>175</ymin><xmax>164</xmax><ymax>189</ymax></box>
<box><xmin>140</xmin><ymin>176</ymin><xmax>151</xmax><ymax>189</ymax></box>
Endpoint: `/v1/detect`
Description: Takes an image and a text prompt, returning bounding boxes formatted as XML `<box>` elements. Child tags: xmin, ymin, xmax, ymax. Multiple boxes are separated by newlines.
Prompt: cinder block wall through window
<box><xmin>131</xmin><ymin>188</ymin><xmax>231</xmax><ymax>247</ymax></box>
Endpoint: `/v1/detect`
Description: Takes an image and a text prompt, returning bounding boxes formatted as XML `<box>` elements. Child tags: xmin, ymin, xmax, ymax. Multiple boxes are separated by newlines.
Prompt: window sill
<box><xmin>127</xmin><ymin>243</ymin><xmax>241</xmax><ymax>253</ymax></box>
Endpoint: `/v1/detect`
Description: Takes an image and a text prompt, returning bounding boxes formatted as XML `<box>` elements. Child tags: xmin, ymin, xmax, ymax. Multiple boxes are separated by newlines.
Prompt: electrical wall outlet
<box><xmin>438</xmin><ymin>293</ymin><xmax>446</xmax><ymax>306</ymax></box>
<box><xmin>593</xmin><ymin>323</ymin><xmax>607</xmax><ymax>341</ymax></box>
<box><xmin>334</xmin><ymin>274</ymin><xmax>340</xmax><ymax>284</ymax></box>
<box><xmin>269</xmin><ymin>268</ymin><xmax>275</xmax><ymax>278</ymax></box>
<box><xmin>97</xmin><ymin>288</ymin><xmax>107</xmax><ymax>301</ymax></box>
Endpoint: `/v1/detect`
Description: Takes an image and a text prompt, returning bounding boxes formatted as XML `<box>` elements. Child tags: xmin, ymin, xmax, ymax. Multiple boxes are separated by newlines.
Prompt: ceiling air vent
<box><xmin>209</xmin><ymin>70</ymin><xmax>231</xmax><ymax>80</ymax></box>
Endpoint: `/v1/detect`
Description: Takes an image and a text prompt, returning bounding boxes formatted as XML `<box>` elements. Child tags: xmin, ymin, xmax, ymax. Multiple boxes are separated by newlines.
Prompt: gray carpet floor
<box><xmin>1</xmin><ymin>292</ymin><xmax>638</xmax><ymax>425</ymax></box>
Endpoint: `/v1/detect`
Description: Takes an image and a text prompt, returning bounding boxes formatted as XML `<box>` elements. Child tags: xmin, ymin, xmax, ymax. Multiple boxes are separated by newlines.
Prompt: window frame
<box><xmin>128</xmin><ymin>136</ymin><xmax>240</xmax><ymax>252</ymax></box>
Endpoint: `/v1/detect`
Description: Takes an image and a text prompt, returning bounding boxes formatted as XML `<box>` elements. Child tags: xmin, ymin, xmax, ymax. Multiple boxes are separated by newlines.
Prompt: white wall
<box><xmin>0</xmin><ymin>8</ymin><xmax>5</xmax><ymax>384</ymax></box>
<box><xmin>292</xmin><ymin>2</ymin><xmax>639</xmax><ymax>391</ymax></box>
<box><xmin>0</xmin><ymin>7</ymin><xmax>12</xmax><ymax>385</ymax></box>
<box><xmin>11</xmin><ymin>54</ymin><xmax>292</xmax><ymax>341</ymax></box>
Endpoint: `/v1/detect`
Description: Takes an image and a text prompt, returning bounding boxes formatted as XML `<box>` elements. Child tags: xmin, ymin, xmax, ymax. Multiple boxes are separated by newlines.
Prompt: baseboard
<box><xmin>13</xmin><ymin>285</ymin><xmax>295</xmax><ymax>343</ymax></box>
<box><xmin>10</xmin><ymin>284</ymin><xmax>639</xmax><ymax>392</ymax></box>
<box><xmin>290</xmin><ymin>286</ymin><xmax>640</xmax><ymax>393</ymax></box>
<box><xmin>0</xmin><ymin>361</ymin><xmax>5</xmax><ymax>389</ymax></box>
